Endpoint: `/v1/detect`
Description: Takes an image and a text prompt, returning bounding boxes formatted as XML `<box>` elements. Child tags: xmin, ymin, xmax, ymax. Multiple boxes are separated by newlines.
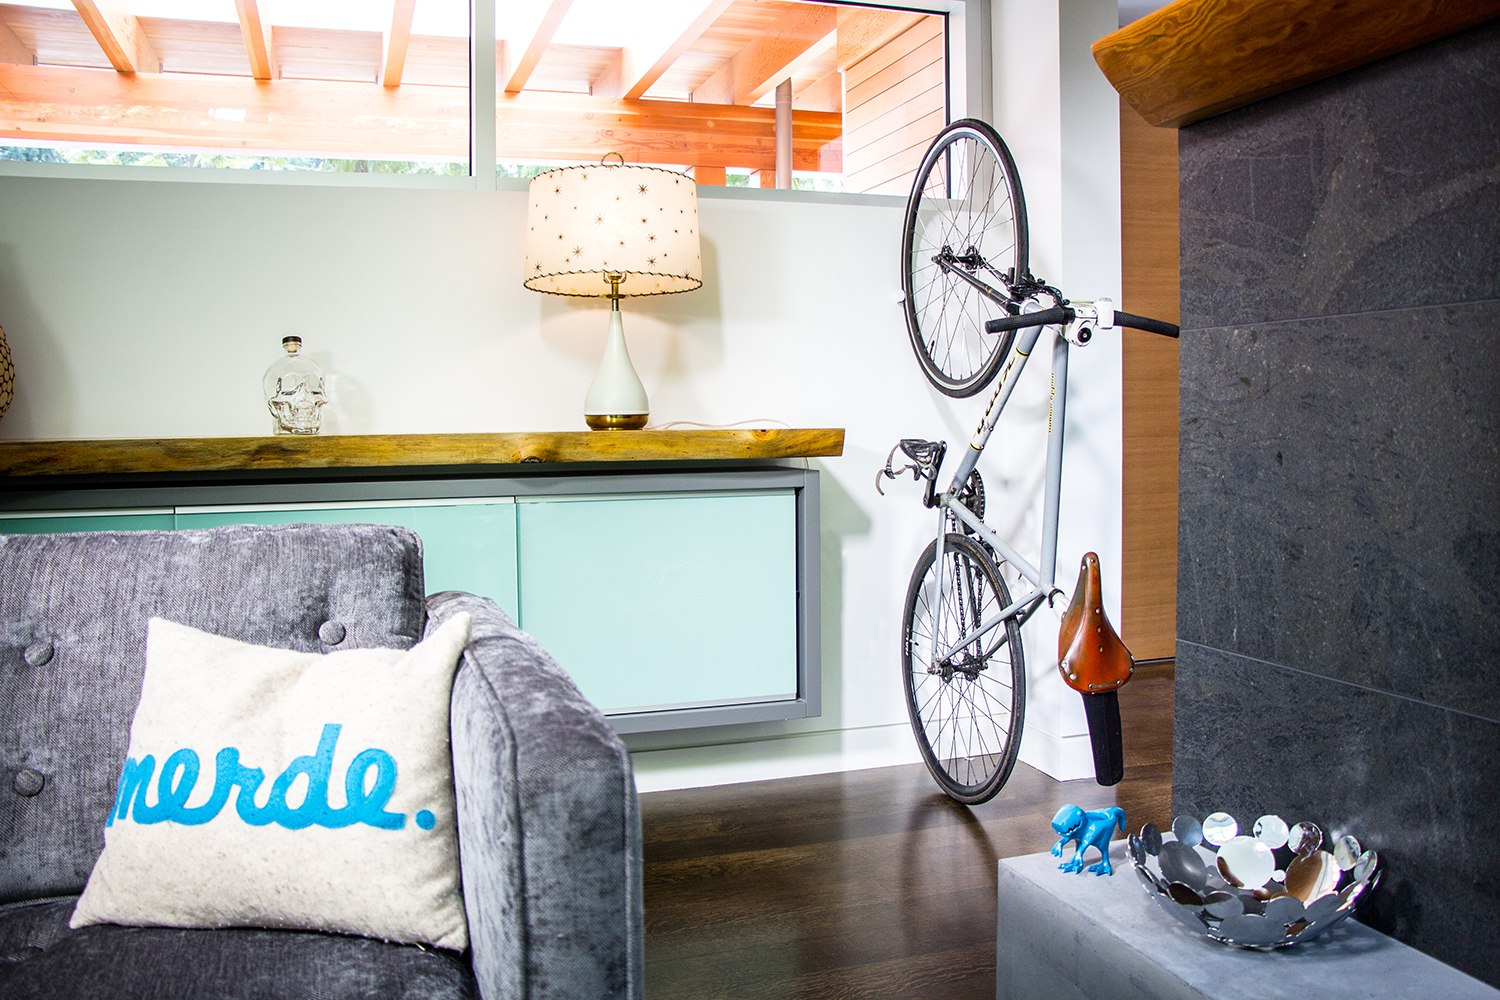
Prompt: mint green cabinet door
<box><xmin>517</xmin><ymin>492</ymin><xmax>798</xmax><ymax>715</ymax></box>
<box><xmin>0</xmin><ymin>512</ymin><xmax>175</xmax><ymax>534</ymax></box>
<box><xmin>174</xmin><ymin>502</ymin><xmax>519</xmax><ymax>617</ymax></box>
<box><xmin>410</xmin><ymin>504</ymin><xmax>519</xmax><ymax>617</ymax></box>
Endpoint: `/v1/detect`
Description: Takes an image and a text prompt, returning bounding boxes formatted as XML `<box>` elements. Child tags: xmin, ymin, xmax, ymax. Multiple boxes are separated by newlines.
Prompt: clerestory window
<box><xmin>0</xmin><ymin>0</ymin><xmax>949</xmax><ymax>194</ymax></box>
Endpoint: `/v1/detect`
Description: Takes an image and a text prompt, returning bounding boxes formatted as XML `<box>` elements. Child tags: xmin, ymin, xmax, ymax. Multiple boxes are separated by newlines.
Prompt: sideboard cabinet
<box><xmin>0</xmin><ymin>430</ymin><xmax>840</xmax><ymax>734</ymax></box>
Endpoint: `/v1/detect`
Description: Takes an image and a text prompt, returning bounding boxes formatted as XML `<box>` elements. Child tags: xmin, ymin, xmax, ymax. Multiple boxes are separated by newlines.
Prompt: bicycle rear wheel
<box><xmin>902</xmin><ymin>533</ymin><xmax>1025</xmax><ymax>804</ymax></box>
<box><xmin>901</xmin><ymin>119</ymin><xmax>1029</xmax><ymax>397</ymax></box>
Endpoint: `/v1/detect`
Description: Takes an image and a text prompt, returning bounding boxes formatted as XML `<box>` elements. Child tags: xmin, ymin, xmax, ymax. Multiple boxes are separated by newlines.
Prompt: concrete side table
<box><xmin>997</xmin><ymin>841</ymin><xmax>1499</xmax><ymax>1000</ymax></box>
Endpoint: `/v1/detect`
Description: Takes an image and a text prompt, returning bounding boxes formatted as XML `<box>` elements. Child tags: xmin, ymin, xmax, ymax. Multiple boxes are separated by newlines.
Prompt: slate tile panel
<box><xmin>1174</xmin><ymin>642</ymin><xmax>1500</xmax><ymax>988</ymax></box>
<box><xmin>1179</xmin><ymin>19</ymin><xmax>1500</xmax><ymax>331</ymax></box>
<box><xmin>1178</xmin><ymin>300</ymin><xmax>1500</xmax><ymax>723</ymax></box>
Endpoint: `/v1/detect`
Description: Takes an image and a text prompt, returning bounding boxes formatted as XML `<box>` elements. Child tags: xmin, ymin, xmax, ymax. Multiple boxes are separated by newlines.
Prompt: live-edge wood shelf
<box><xmin>0</xmin><ymin>428</ymin><xmax>845</xmax><ymax>479</ymax></box>
<box><xmin>1094</xmin><ymin>0</ymin><xmax>1500</xmax><ymax>128</ymax></box>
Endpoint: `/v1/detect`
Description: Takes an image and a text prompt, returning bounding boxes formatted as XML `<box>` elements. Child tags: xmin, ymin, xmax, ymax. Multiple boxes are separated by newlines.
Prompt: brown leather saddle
<box><xmin>1056</xmin><ymin>552</ymin><xmax>1135</xmax><ymax>785</ymax></box>
<box><xmin>1057</xmin><ymin>551</ymin><xmax>1134</xmax><ymax>694</ymax></box>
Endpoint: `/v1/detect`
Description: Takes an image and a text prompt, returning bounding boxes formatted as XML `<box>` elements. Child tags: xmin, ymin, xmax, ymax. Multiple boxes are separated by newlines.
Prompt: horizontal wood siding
<box><xmin>842</xmin><ymin>15</ymin><xmax>944</xmax><ymax>196</ymax></box>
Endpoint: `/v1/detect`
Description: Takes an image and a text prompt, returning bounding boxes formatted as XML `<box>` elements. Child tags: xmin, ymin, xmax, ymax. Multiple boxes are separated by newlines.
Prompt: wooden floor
<box><xmin>640</xmin><ymin>662</ymin><xmax>1174</xmax><ymax>999</ymax></box>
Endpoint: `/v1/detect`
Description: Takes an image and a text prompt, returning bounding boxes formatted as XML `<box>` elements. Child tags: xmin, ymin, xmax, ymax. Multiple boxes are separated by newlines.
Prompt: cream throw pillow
<box><xmin>71</xmin><ymin>613</ymin><xmax>472</xmax><ymax>951</ymax></box>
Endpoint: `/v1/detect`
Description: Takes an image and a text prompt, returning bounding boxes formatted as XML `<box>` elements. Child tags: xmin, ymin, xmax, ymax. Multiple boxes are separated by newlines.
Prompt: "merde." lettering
<box><xmin>109</xmin><ymin>723</ymin><xmax>420</xmax><ymax>831</ymax></box>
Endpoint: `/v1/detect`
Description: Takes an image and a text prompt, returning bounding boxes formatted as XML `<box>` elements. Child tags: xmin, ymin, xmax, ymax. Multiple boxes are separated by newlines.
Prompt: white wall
<box><xmin>0</xmin><ymin>0</ymin><xmax>1128</xmax><ymax>791</ymax></box>
<box><xmin>992</xmin><ymin>0</ymin><xmax>1125</xmax><ymax>780</ymax></box>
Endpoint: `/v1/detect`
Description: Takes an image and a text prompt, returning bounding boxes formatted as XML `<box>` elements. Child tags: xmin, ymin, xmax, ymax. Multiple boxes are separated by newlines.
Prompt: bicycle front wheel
<box><xmin>902</xmin><ymin>533</ymin><xmax>1025</xmax><ymax>804</ymax></box>
<box><xmin>901</xmin><ymin>119</ymin><xmax>1030</xmax><ymax>397</ymax></box>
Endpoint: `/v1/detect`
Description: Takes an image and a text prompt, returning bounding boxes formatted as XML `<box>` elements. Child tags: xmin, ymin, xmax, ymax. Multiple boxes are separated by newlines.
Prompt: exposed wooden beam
<box><xmin>836</xmin><ymin>7</ymin><xmax>926</xmax><ymax>71</ymax></box>
<box><xmin>72</xmin><ymin>0</ymin><xmax>159</xmax><ymax>74</ymax></box>
<box><xmin>503</xmin><ymin>0</ymin><xmax>572</xmax><ymax>94</ymax></box>
<box><xmin>795</xmin><ymin>69</ymin><xmax>841</xmax><ymax>113</ymax></box>
<box><xmin>0</xmin><ymin>13</ymin><xmax>33</xmax><ymax>66</ymax></box>
<box><xmin>499</xmin><ymin>90</ymin><xmax>839</xmax><ymax>170</ymax></box>
<box><xmin>593</xmin><ymin>46</ymin><xmax>634</xmax><ymax>100</ymax></box>
<box><xmin>232</xmin><ymin>0</ymin><xmax>276</xmax><ymax>81</ymax></box>
<box><xmin>693</xmin><ymin>4</ymin><xmax>837</xmax><ymax>106</ymax></box>
<box><xmin>381</xmin><ymin>0</ymin><xmax>416</xmax><ymax>88</ymax></box>
<box><xmin>0</xmin><ymin>62</ymin><xmax>840</xmax><ymax>170</ymax></box>
<box><xmin>618</xmin><ymin>0</ymin><xmax>735</xmax><ymax>100</ymax></box>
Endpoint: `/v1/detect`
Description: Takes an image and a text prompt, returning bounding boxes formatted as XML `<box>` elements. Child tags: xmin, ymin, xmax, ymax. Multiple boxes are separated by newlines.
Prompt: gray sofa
<box><xmin>0</xmin><ymin>523</ymin><xmax>644</xmax><ymax>999</ymax></box>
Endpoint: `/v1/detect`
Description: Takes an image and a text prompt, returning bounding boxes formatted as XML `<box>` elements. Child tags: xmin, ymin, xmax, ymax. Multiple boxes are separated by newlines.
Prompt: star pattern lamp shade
<box><xmin>525</xmin><ymin>164</ymin><xmax>702</xmax><ymax>296</ymax></box>
<box><xmin>524</xmin><ymin>163</ymin><xmax>703</xmax><ymax>430</ymax></box>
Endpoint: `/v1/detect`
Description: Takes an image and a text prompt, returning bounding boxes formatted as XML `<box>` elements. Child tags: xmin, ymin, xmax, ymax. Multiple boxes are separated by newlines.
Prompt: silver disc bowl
<box><xmin>1128</xmin><ymin>811</ymin><xmax>1379</xmax><ymax>950</ymax></box>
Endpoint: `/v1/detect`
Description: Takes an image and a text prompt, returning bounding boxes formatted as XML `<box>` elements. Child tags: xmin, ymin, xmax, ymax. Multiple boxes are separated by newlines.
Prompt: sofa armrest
<box><xmin>427</xmin><ymin>592</ymin><xmax>643</xmax><ymax>1000</ymax></box>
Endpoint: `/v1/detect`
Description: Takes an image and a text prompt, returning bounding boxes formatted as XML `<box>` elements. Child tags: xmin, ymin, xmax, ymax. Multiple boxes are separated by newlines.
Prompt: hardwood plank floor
<box><xmin>640</xmin><ymin>662</ymin><xmax>1173</xmax><ymax>999</ymax></box>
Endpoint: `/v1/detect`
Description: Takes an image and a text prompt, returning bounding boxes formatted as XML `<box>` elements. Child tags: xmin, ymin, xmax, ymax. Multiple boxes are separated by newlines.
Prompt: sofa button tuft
<box><xmin>23</xmin><ymin>642</ymin><xmax>53</xmax><ymax>667</ymax></box>
<box><xmin>318</xmin><ymin>621</ymin><xmax>347</xmax><ymax>645</ymax></box>
<box><xmin>13</xmin><ymin>769</ymin><xmax>44</xmax><ymax>796</ymax></box>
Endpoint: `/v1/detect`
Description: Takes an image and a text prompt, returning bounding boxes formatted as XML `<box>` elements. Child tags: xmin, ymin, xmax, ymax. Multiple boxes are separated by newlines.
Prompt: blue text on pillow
<box><xmin>109</xmin><ymin>724</ymin><xmax>418</xmax><ymax>831</ymax></box>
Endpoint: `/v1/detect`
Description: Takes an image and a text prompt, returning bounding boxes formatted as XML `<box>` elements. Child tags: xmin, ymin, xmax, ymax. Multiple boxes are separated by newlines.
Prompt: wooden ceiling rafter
<box><xmin>835</xmin><ymin>7</ymin><xmax>925</xmax><ymax>71</ymax></box>
<box><xmin>617</xmin><ymin>0</ymin><xmax>735</xmax><ymax>99</ymax></box>
<box><xmin>691</xmin><ymin>3</ymin><xmax>836</xmax><ymax>106</ymax></box>
<box><xmin>0</xmin><ymin>11</ymin><xmax>30</xmax><ymax>64</ymax></box>
<box><xmin>503</xmin><ymin>0</ymin><xmax>573</xmax><ymax>94</ymax></box>
<box><xmin>749</xmin><ymin>24</ymin><xmax>835</xmax><ymax>103</ymax></box>
<box><xmin>231</xmin><ymin>0</ymin><xmax>275</xmax><ymax>81</ymax></box>
<box><xmin>381</xmin><ymin>0</ymin><xmax>416</xmax><ymax>88</ymax></box>
<box><xmin>0</xmin><ymin>0</ymin><xmax>877</xmax><ymax>175</ymax></box>
<box><xmin>71</xmin><ymin>0</ymin><xmax>157</xmax><ymax>74</ymax></box>
<box><xmin>795</xmin><ymin>67</ymin><xmax>840</xmax><ymax>112</ymax></box>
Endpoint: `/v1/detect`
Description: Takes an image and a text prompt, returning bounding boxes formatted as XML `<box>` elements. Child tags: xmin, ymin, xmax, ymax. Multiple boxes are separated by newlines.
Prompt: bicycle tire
<box><xmin>901</xmin><ymin>119</ymin><xmax>1030</xmax><ymax>398</ymax></box>
<box><xmin>902</xmin><ymin>533</ymin><xmax>1025</xmax><ymax>804</ymax></box>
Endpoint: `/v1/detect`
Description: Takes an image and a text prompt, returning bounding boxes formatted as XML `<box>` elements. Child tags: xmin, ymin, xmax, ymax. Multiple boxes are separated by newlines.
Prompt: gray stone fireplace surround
<box><xmin>1174</xmin><ymin>17</ymin><xmax>1500</xmax><ymax>988</ymax></box>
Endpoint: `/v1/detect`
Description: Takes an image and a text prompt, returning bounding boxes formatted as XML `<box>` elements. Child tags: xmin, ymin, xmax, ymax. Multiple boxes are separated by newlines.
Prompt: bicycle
<box><xmin>879</xmin><ymin>119</ymin><xmax>1179</xmax><ymax>804</ymax></box>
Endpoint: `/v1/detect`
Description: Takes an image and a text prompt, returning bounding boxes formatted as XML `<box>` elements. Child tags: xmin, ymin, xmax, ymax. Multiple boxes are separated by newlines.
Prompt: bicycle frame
<box><xmin>925</xmin><ymin>310</ymin><xmax>1070</xmax><ymax>669</ymax></box>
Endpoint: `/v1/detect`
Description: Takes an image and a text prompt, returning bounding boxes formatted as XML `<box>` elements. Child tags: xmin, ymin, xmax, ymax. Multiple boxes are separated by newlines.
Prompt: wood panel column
<box><xmin>1120</xmin><ymin>96</ymin><xmax>1179</xmax><ymax>661</ymax></box>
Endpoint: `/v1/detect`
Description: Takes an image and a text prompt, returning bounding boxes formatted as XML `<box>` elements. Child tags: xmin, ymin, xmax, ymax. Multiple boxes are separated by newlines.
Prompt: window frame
<box><xmin>0</xmin><ymin>0</ymin><xmax>987</xmax><ymax>199</ymax></box>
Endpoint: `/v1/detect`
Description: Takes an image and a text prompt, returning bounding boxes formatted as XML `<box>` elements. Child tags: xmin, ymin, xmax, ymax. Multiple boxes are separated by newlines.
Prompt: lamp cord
<box><xmin>646</xmin><ymin>419</ymin><xmax>792</xmax><ymax>431</ymax></box>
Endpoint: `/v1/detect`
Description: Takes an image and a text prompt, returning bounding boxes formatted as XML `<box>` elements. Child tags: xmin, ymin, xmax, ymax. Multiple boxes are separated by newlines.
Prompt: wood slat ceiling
<box><xmin>0</xmin><ymin>0</ymin><xmax>942</xmax><ymax>178</ymax></box>
<box><xmin>0</xmin><ymin>1</ymin><xmax>849</xmax><ymax>95</ymax></box>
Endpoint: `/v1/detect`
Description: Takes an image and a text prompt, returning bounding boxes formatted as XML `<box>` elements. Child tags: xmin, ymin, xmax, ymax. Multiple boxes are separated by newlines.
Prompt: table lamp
<box><xmin>524</xmin><ymin>158</ymin><xmax>703</xmax><ymax>430</ymax></box>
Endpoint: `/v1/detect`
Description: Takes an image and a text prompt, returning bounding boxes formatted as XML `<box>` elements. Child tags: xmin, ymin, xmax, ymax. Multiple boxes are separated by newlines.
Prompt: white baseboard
<box><xmin>629</xmin><ymin>723</ymin><xmax>923</xmax><ymax>793</ymax></box>
<box><xmin>630</xmin><ymin>719</ymin><xmax>1098</xmax><ymax>792</ymax></box>
<box><xmin>1017</xmin><ymin>724</ymin><xmax>1097</xmax><ymax>782</ymax></box>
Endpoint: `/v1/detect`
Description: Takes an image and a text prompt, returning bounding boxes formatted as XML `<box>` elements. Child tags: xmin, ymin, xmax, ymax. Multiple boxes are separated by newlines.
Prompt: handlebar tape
<box><xmin>1114</xmin><ymin>310</ymin><xmax>1180</xmax><ymax>338</ymax></box>
<box><xmin>982</xmin><ymin>306</ymin><xmax>1179</xmax><ymax>338</ymax></box>
<box><xmin>982</xmin><ymin>306</ymin><xmax>1073</xmax><ymax>334</ymax></box>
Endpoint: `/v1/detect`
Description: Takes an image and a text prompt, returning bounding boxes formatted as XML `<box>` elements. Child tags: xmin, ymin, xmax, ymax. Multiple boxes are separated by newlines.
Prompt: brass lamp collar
<box><xmin>604</xmin><ymin>271</ymin><xmax>626</xmax><ymax>307</ymax></box>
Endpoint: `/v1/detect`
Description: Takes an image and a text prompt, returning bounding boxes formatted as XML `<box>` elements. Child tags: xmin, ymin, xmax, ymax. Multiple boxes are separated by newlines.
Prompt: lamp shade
<box><xmin>524</xmin><ymin>163</ymin><xmax>702</xmax><ymax>297</ymax></box>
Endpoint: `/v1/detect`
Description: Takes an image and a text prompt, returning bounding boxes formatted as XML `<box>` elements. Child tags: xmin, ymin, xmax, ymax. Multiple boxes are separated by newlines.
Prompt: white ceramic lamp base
<box><xmin>584</xmin><ymin>306</ymin><xmax>649</xmax><ymax>430</ymax></box>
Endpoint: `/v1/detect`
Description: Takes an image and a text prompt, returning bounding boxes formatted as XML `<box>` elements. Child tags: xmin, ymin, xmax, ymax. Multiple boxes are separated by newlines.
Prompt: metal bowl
<box><xmin>1128</xmin><ymin>811</ymin><xmax>1380</xmax><ymax>950</ymax></box>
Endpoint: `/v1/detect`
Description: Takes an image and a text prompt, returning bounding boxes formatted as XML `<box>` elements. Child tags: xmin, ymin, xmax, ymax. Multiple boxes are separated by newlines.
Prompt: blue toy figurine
<box><xmin>1051</xmin><ymin>803</ymin><xmax>1126</xmax><ymax>876</ymax></box>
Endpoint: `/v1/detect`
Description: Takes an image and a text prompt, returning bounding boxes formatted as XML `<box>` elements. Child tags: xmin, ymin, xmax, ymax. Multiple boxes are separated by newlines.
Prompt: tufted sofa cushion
<box><xmin>0</xmin><ymin>524</ymin><xmax>427</xmax><ymax>906</ymax></box>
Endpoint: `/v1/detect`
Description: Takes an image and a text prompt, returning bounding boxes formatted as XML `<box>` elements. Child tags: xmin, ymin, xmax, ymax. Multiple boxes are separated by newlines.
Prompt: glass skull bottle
<box><xmin>263</xmin><ymin>336</ymin><xmax>326</xmax><ymax>435</ymax></box>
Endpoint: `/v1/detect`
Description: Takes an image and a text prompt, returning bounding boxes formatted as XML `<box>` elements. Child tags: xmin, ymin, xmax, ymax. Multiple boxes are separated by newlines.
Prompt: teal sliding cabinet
<box><xmin>175</xmin><ymin>500</ymin><xmax>520</xmax><ymax>617</ymax></box>
<box><xmin>0</xmin><ymin>435</ymin><xmax>828</xmax><ymax>735</ymax></box>
<box><xmin>517</xmin><ymin>491</ymin><xmax>798</xmax><ymax>715</ymax></box>
<box><xmin>0</xmin><ymin>510</ymin><xmax>174</xmax><ymax>534</ymax></box>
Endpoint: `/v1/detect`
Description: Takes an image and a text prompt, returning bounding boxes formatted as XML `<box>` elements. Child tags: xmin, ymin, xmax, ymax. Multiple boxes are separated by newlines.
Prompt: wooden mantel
<box><xmin>1094</xmin><ymin>0</ymin><xmax>1500</xmax><ymax>128</ymax></box>
<box><xmin>0</xmin><ymin>429</ymin><xmax>845</xmax><ymax>479</ymax></box>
